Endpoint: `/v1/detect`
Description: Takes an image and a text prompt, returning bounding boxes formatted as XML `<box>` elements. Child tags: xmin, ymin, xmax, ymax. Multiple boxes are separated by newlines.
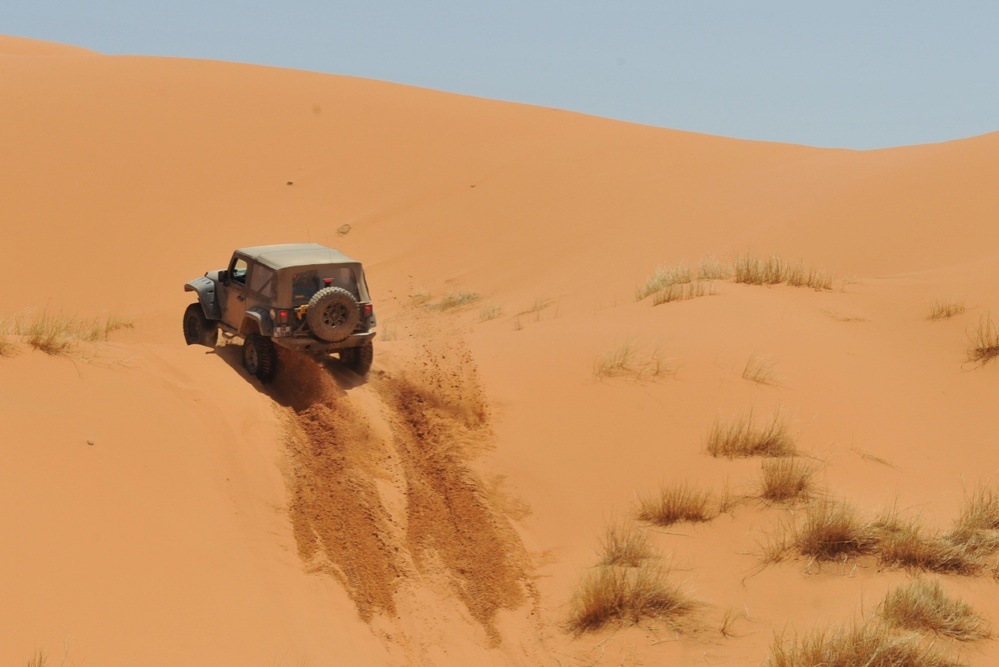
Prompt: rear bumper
<box><xmin>272</xmin><ymin>331</ymin><xmax>375</xmax><ymax>353</ymax></box>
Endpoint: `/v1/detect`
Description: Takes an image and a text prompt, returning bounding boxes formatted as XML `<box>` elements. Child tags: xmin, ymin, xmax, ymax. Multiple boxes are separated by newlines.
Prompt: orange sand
<box><xmin>2</xmin><ymin>35</ymin><xmax>998</xmax><ymax>665</ymax></box>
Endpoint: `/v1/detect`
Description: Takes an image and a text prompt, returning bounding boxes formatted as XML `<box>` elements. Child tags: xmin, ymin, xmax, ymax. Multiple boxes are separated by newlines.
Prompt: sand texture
<box><xmin>3</xmin><ymin>35</ymin><xmax>999</xmax><ymax>666</ymax></box>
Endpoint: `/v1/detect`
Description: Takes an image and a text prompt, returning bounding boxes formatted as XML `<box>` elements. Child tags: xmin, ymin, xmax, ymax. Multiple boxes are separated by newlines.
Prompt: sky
<box><xmin>4</xmin><ymin>1</ymin><xmax>998</xmax><ymax>149</ymax></box>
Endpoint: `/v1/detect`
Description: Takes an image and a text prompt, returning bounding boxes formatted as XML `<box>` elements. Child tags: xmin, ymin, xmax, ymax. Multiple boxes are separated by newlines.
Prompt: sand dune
<box><xmin>3</xmin><ymin>35</ymin><xmax>999</xmax><ymax>665</ymax></box>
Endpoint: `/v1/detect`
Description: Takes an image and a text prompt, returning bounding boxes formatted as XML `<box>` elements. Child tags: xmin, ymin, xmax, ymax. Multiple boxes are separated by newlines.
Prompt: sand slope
<box><xmin>2</xmin><ymin>36</ymin><xmax>999</xmax><ymax>665</ymax></box>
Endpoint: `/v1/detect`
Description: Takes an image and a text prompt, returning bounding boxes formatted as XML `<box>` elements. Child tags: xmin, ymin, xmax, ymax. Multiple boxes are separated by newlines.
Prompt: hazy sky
<box><xmin>5</xmin><ymin>1</ymin><xmax>998</xmax><ymax>149</ymax></box>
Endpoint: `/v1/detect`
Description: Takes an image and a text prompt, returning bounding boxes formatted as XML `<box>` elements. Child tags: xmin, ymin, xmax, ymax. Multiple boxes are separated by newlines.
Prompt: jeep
<box><xmin>183</xmin><ymin>243</ymin><xmax>376</xmax><ymax>381</ymax></box>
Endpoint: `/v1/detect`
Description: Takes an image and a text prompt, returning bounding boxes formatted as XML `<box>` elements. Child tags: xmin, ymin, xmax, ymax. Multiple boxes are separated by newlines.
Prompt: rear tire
<box><xmin>340</xmin><ymin>342</ymin><xmax>373</xmax><ymax>376</ymax></box>
<box><xmin>243</xmin><ymin>333</ymin><xmax>277</xmax><ymax>382</ymax></box>
<box><xmin>183</xmin><ymin>303</ymin><xmax>218</xmax><ymax>347</ymax></box>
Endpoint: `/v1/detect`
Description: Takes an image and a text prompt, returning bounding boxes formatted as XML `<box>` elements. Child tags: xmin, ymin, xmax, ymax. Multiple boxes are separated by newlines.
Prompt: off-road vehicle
<box><xmin>183</xmin><ymin>243</ymin><xmax>376</xmax><ymax>381</ymax></box>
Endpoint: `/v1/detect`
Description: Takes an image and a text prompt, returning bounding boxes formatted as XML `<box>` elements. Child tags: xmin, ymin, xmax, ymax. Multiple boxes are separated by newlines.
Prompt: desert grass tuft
<box><xmin>568</xmin><ymin>562</ymin><xmax>696</xmax><ymax>633</ymax></box>
<box><xmin>635</xmin><ymin>263</ymin><xmax>692</xmax><ymax>301</ymax></box>
<box><xmin>17</xmin><ymin>312</ymin><xmax>133</xmax><ymax>355</ymax></box>
<box><xmin>793</xmin><ymin>499</ymin><xmax>877</xmax><ymax>561</ymax></box>
<box><xmin>593</xmin><ymin>341</ymin><xmax>673</xmax><ymax>380</ymax></box>
<box><xmin>598</xmin><ymin>522</ymin><xmax>654</xmax><ymax>567</ymax></box>
<box><xmin>26</xmin><ymin>651</ymin><xmax>47</xmax><ymax>667</ymax></box>
<box><xmin>734</xmin><ymin>254</ymin><xmax>832</xmax><ymax>290</ymax></box>
<box><xmin>945</xmin><ymin>484</ymin><xmax>999</xmax><ymax>556</ymax></box>
<box><xmin>652</xmin><ymin>280</ymin><xmax>716</xmax><ymax>306</ymax></box>
<box><xmin>697</xmin><ymin>256</ymin><xmax>732</xmax><ymax>280</ymax></box>
<box><xmin>874</xmin><ymin>510</ymin><xmax>980</xmax><ymax>574</ymax></box>
<box><xmin>637</xmin><ymin>483</ymin><xmax>715</xmax><ymax>527</ymax></box>
<box><xmin>765</xmin><ymin>621</ymin><xmax>966</xmax><ymax>667</ymax></box>
<box><xmin>785</xmin><ymin>262</ymin><xmax>834</xmax><ymax>290</ymax></box>
<box><xmin>759</xmin><ymin>458</ymin><xmax>813</xmax><ymax>504</ymax></box>
<box><xmin>928</xmin><ymin>298</ymin><xmax>966</xmax><ymax>321</ymax></box>
<box><xmin>0</xmin><ymin>317</ymin><xmax>15</xmax><ymax>357</ymax></box>
<box><xmin>879</xmin><ymin>578</ymin><xmax>990</xmax><ymax>641</ymax></box>
<box><xmin>706</xmin><ymin>410</ymin><xmax>795</xmax><ymax>458</ymax></box>
<box><xmin>967</xmin><ymin>314</ymin><xmax>999</xmax><ymax>365</ymax></box>
<box><xmin>478</xmin><ymin>303</ymin><xmax>503</xmax><ymax>321</ymax></box>
<box><xmin>742</xmin><ymin>354</ymin><xmax>778</xmax><ymax>385</ymax></box>
<box><xmin>436</xmin><ymin>290</ymin><xmax>480</xmax><ymax>310</ymax></box>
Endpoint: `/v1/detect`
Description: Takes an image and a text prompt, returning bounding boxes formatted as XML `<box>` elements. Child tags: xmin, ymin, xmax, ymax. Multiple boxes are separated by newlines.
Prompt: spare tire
<box><xmin>307</xmin><ymin>286</ymin><xmax>360</xmax><ymax>342</ymax></box>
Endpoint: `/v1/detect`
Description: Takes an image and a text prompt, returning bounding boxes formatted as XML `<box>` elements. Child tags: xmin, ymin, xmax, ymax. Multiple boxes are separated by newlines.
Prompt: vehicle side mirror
<box><xmin>219</xmin><ymin>270</ymin><xmax>229</xmax><ymax>283</ymax></box>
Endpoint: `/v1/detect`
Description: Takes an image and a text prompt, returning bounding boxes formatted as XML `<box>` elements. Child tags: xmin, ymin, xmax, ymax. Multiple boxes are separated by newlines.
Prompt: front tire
<box><xmin>183</xmin><ymin>303</ymin><xmax>218</xmax><ymax>347</ymax></box>
<box><xmin>340</xmin><ymin>342</ymin><xmax>373</xmax><ymax>376</ymax></box>
<box><xmin>243</xmin><ymin>333</ymin><xmax>277</xmax><ymax>382</ymax></box>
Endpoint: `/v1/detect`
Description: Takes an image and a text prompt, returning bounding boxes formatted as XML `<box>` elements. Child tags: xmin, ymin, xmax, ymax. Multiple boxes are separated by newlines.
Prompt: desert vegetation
<box><xmin>436</xmin><ymin>290</ymin><xmax>481</xmax><ymax>310</ymax></box>
<box><xmin>765</xmin><ymin>621</ymin><xmax>966</xmax><ymax>667</ymax></box>
<box><xmin>478</xmin><ymin>303</ymin><xmax>503</xmax><ymax>321</ymax></box>
<box><xmin>651</xmin><ymin>280</ymin><xmax>716</xmax><ymax>306</ymax></box>
<box><xmin>598</xmin><ymin>521</ymin><xmax>654</xmax><ymax>567</ymax></box>
<box><xmin>637</xmin><ymin>483</ymin><xmax>716</xmax><ymax>527</ymax></box>
<box><xmin>568</xmin><ymin>561</ymin><xmax>696</xmax><ymax>633</ymax></box>
<box><xmin>0</xmin><ymin>312</ymin><xmax>133</xmax><ymax>356</ymax></box>
<box><xmin>706</xmin><ymin>410</ymin><xmax>795</xmax><ymax>458</ymax></box>
<box><xmin>742</xmin><ymin>354</ymin><xmax>778</xmax><ymax>385</ymax></box>
<box><xmin>878</xmin><ymin>578</ymin><xmax>990</xmax><ymax>641</ymax></box>
<box><xmin>734</xmin><ymin>254</ymin><xmax>832</xmax><ymax>290</ymax></box>
<box><xmin>593</xmin><ymin>341</ymin><xmax>673</xmax><ymax>380</ymax></box>
<box><xmin>967</xmin><ymin>314</ymin><xmax>999</xmax><ymax>364</ymax></box>
<box><xmin>764</xmin><ymin>486</ymin><xmax>999</xmax><ymax>575</ymax></box>
<box><xmin>758</xmin><ymin>458</ymin><xmax>814</xmax><ymax>504</ymax></box>
<box><xmin>928</xmin><ymin>298</ymin><xmax>966</xmax><ymax>320</ymax></box>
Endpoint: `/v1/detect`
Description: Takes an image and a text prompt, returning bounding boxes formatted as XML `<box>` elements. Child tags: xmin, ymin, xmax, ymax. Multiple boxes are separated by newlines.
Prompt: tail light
<box><xmin>277</xmin><ymin>309</ymin><xmax>291</xmax><ymax>325</ymax></box>
<box><xmin>362</xmin><ymin>303</ymin><xmax>373</xmax><ymax>318</ymax></box>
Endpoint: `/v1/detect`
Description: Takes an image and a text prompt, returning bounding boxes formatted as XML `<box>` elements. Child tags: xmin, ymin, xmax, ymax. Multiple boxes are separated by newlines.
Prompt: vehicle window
<box><xmin>231</xmin><ymin>258</ymin><xmax>248</xmax><ymax>285</ymax></box>
<box><xmin>248</xmin><ymin>264</ymin><xmax>275</xmax><ymax>298</ymax></box>
<box><xmin>291</xmin><ymin>270</ymin><xmax>320</xmax><ymax>306</ymax></box>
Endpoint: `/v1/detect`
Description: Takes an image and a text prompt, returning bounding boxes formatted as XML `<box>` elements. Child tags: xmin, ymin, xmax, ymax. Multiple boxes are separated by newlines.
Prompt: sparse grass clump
<box><xmin>928</xmin><ymin>298</ymin><xmax>966</xmax><ymax>320</ymax></box>
<box><xmin>598</xmin><ymin>522</ymin><xmax>654</xmax><ymax>567</ymax></box>
<box><xmin>697</xmin><ymin>256</ymin><xmax>732</xmax><ymax>280</ymax></box>
<box><xmin>785</xmin><ymin>262</ymin><xmax>834</xmax><ymax>290</ymax></box>
<box><xmin>478</xmin><ymin>303</ymin><xmax>503</xmax><ymax>321</ymax></box>
<box><xmin>651</xmin><ymin>281</ymin><xmax>716</xmax><ymax>306</ymax></box>
<box><xmin>10</xmin><ymin>312</ymin><xmax>134</xmax><ymax>355</ymax></box>
<box><xmin>706</xmin><ymin>411</ymin><xmax>795</xmax><ymax>458</ymax></box>
<box><xmin>637</xmin><ymin>483</ymin><xmax>715</xmax><ymax>527</ymax></box>
<box><xmin>879</xmin><ymin>578</ymin><xmax>990</xmax><ymax>641</ymax></box>
<box><xmin>967</xmin><ymin>314</ymin><xmax>999</xmax><ymax>365</ymax></box>
<box><xmin>946</xmin><ymin>485</ymin><xmax>999</xmax><ymax>556</ymax></box>
<box><xmin>793</xmin><ymin>499</ymin><xmax>877</xmax><ymax>561</ymax></box>
<box><xmin>742</xmin><ymin>354</ymin><xmax>778</xmax><ymax>385</ymax></box>
<box><xmin>635</xmin><ymin>263</ymin><xmax>692</xmax><ymax>301</ymax></box>
<box><xmin>593</xmin><ymin>341</ymin><xmax>673</xmax><ymax>380</ymax></box>
<box><xmin>436</xmin><ymin>290</ymin><xmax>480</xmax><ymax>310</ymax></box>
<box><xmin>766</xmin><ymin>622</ymin><xmax>965</xmax><ymax>667</ymax></box>
<box><xmin>874</xmin><ymin>511</ymin><xmax>979</xmax><ymax>574</ymax></box>
<box><xmin>734</xmin><ymin>254</ymin><xmax>832</xmax><ymax>290</ymax></box>
<box><xmin>0</xmin><ymin>317</ymin><xmax>15</xmax><ymax>357</ymax></box>
<box><xmin>759</xmin><ymin>458</ymin><xmax>813</xmax><ymax>504</ymax></box>
<box><xmin>568</xmin><ymin>562</ymin><xmax>696</xmax><ymax>633</ymax></box>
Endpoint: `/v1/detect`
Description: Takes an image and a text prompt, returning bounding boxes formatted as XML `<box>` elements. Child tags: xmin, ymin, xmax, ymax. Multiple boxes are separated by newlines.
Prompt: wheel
<box><xmin>306</xmin><ymin>287</ymin><xmax>360</xmax><ymax>342</ymax></box>
<box><xmin>340</xmin><ymin>342</ymin><xmax>373</xmax><ymax>376</ymax></box>
<box><xmin>243</xmin><ymin>332</ymin><xmax>277</xmax><ymax>382</ymax></box>
<box><xmin>183</xmin><ymin>303</ymin><xmax>218</xmax><ymax>347</ymax></box>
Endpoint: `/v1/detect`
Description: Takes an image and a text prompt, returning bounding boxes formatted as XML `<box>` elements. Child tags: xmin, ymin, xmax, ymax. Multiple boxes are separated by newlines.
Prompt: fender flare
<box><xmin>240</xmin><ymin>307</ymin><xmax>273</xmax><ymax>337</ymax></box>
<box><xmin>184</xmin><ymin>276</ymin><xmax>221</xmax><ymax>320</ymax></box>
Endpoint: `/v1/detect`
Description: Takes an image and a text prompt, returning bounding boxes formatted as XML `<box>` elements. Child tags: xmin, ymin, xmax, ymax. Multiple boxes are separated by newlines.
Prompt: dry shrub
<box><xmin>0</xmin><ymin>317</ymin><xmax>15</xmax><ymax>357</ymax></box>
<box><xmin>879</xmin><ymin>578</ymin><xmax>990</xmax><ymax>641</ymax></box>
<box><xmin>874</xmin><ymin>511</ymin><xmax>980</xmax><ymax>575</ymax></box>
<box><xmin>742</xmin><ymin>354</ymin><xmax>778</xmax><ymax>385</ymax></box>
<box><xmin>706</xmin><ymin>410</ymin><xmax>795</xmax><ymax>458</ymax></box>
<box><xmin>765</xmin><ymin>622</ymin><xmax>965</xmax><ymax>667</ymax></box>
<box><xmin>598</xmin><ymin>522</ymin><xmax>654</xmax><ymax>567</ymax></box>
<box><xmin>734</xmin><ymin>254</ymin><xmax>832</xmax><ymax>290</ymax></box>
<box><xmin>593</xmin><ymin>341</ymin><xmax>673</xmax><ymax>380</ymax></box>
<box><xmin>478</xmin><ymin>303</ymin><xmax>503</xmax><ymax>321</ymax></box>
<box><xmin>697</xmin><ymin>256</ymin><xmax>732</xmax><ymax>280</ymax></box>
<box><xmin>794</xmin><ymin>499</ymin><xmax>877</xmax><ymax>561</ymax></box>
<box><xmin>651</xmin><ymin>280</ymin><xmax>716</xmax><ymax>306</ymax></box>
<box><xmin>928</xmin><ymin>299</ymin><xmax>966</xmax><ymax>320</ymax></box>
<box><xmin>967</xmin><ymin>314</ymin><xmax>999</xmax><ymax>365</ymax></box>
<box><xmin>759</xmin><ymin>458</ymin><xmax>813</xmax><ymax>504</ymax></box>
<box><xmin>946</xmin><ymin>485</ymin><xmax>999</xmax><ymax>556</ymax></box>
<box><xmin>436</xmin><ymin>290</ymin><xmax>480</xmax><ymax>310</ymax></box>
<box><xmin>13</xmin><ymin>312</ymin><xmax>133</xmax><ymax>355</ymax></box>
<box><xmin>568</xmin><ymin>562</ymin><xmax>695</xmax><ymax>633</ymax></box>
<box><xmin>635</xmin><ymin>263</ymin><xmax>692</xmax><ymax>301</ymax></box>
<box><xmin>637</xmin><ymin>483</ymin><xmax>715</xmax><ymax>527</ymax></box>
